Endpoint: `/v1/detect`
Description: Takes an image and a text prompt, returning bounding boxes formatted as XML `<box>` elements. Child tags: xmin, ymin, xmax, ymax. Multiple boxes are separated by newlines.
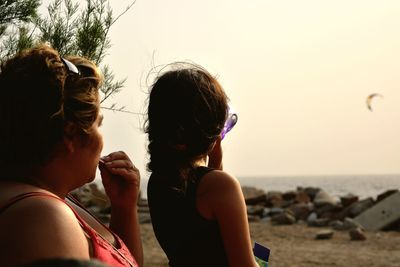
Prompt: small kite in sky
<box><xmin>366</xmin><ymin>93</ymin><xmax>383</xmax><ymax>111</ymax></box>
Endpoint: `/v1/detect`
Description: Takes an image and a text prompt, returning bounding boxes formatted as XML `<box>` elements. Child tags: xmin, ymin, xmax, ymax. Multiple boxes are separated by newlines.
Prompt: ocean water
<box><xmin>139</xmin><ymin>174</ymin><xmax>400</xmax><ymax>200</ymax></box>
<box><xmin>237</xmin><ymin>174</ymin><xmax>400</xmax><ymax>200</ymax></box>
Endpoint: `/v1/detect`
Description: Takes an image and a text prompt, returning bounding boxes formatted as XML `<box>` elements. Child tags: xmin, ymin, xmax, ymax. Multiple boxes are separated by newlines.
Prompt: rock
<box><xmin>288</xmin><ymin>203</ymin><xmax>313</xmax><ymax>221</ymax></box>
<box><xmin>265</xmin><ymin>191</ymin><xmax>283</xmax><ymax>207</ymax></box>
<box><xmin>313</xmin><ymin>190</ymin><xmax>338</xmax><ymax>208</ymax></box>
<box><xmin>281</xmin><ymin>199</ymin><xmax>295</xmax><ymax>208</ymax></box>
<box><xmin>248</xmin><ymin>214</ymin><xmax>261</xmax><ymax>222</ymax></box>
<box><xmin>262</xmin><ymin>207</ymin><xmax>271</xmax><ymax>217</ymax></box>
<box><xmin>138</xmin><ymin>198</ymin><xmax>148</xmax><ymax>207</ymax></box>
<box><xmin>269</xmin><ymin>207</ymin><xmax>285</xmax><ymax>216</ymax></box>
<box><xmin>377</xmin><ymin>189</ymin><xmax>399</xmax><ymax>203</ymax></box>
<box><xmin>354</xmin><ymin>192</ymin><xmax>400</xmax><ymax>231</ymax></box>
<box><xmin>330</xmin><ymin>220</ymin><xmax>344</xmax><ymax>230</ymax></box>
<box><xmin>343</xmin><ymin>217</ymin><xmax>363</xmax><ymax>230</ymax></box>
<box><xmin>138</xmin><ymin>206</ymin><xmax>150</xmax><ymax>213</ymax></box>
<box><xmin>315</xmin><ymin>230</ymin><xmax>334</xmax><ymax>240</ymax></box>
<box><xmin>271</xmin><ymin>211</ymin><xmax>296</xmax><ymax>225</ymax></box>
<box><xmin>349</xmin><ymin>227</ymin><xmax>367</xmax><ymax>241</ymax></box>
<box><xmin>295</xmin><ymin>191</ymin><xmax>311</xmax><ymax>204</ymax></box>
<box><xmin>139</xmin><ymin>213</ymin><xmax>152</xmax><ymax>224</ymax></box>
<box><xmin>331</xmin><ymin>217</ymin><xmax>363</xmax><ymax>231</ymax></box>
<box><xmin>242</xmin><ymin>186</ymin><xmax>266</xmax><ymax>205</ymax></box>
<box><xmin>315</xmin><ymin>203</ymin><xmax>342</xmax><ymax>219</ymax></box>
<box><xmin>247</xmin><ymin>205</ymin><xmax>265</xmax><ymax>216</ymax></box>
<box><xmin>282</xmin><ymin>191</ymin><xmax>297</xmax><ymax>201</ymax></box>
<box><xmin>301</xmin><ymin>187</ymin><xmax>321</xmax><ymax>201</ymax></box>
<box><xmin>71</xmin><ymin>183</ymin><xmax>110</xmax><ymax>209</ymax></box>
<box><xmin>307</xmin><ymin>212</ymin><xmax>318</xmax><ymax>223</ymax></box>
<box><xmin>340</xmin><ymin>194</ymin><xmax>359</xmax><ymax>207</ymax></box>
<box><xmin>339</xmin><ymin>197</ymin><xmax>375</xmax><ymax>219</ymax></box>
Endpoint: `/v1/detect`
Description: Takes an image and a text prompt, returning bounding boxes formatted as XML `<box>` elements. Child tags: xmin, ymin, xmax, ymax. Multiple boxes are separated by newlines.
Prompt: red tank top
<box><xmin>0</xmin><ymin>192</ymin><xmax>138</xmax><ymax>267</ymax></box>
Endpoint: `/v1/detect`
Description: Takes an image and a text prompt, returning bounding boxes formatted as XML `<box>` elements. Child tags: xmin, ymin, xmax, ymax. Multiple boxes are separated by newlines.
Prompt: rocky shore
<box><xmin>71</xmin><ymin>184</ymin><xmax>400</xmax><ymax>267</ymax></box>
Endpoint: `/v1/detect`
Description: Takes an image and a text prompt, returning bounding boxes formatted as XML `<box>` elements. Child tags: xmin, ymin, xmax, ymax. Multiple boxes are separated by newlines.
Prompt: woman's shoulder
<box><xmin>0</xmin><ymin>189</ymin><xmax>90</xmax><ymax>266</ymax></box>
<box><xmin>0</xmin><ymin>188</ymin><xmax>86</xmax><ymax>239</ymax></box>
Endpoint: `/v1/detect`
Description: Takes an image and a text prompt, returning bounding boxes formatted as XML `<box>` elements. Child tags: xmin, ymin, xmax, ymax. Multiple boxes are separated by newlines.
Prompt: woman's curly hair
<box><xmin>0</xmin><ymin>44</ymin><xmax>102</xmax><ymax>178</ymax></box>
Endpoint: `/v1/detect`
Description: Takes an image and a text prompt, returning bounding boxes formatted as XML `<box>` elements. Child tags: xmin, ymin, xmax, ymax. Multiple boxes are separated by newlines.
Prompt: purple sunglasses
<box><xmin>221</xmin><ymin>106</ymin><xmax>238</xmax><ymax>140</ymax></box>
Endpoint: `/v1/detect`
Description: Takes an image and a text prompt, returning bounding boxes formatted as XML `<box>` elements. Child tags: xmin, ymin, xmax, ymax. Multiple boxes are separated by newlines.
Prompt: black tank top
<box><xmin>147</xmin><ymin>167</ymin><xmax>229</xmax><ymax>267</ymax></box>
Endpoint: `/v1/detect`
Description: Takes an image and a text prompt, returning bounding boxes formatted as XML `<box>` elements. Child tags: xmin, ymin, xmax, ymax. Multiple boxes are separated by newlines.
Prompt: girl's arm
<box><xmin>197</xmin><ymin>170</ymin><xmax>259</xmax><ymax>267</ymax></box>
<box><xmin>207</xmin><ymin>136</ymin><xmax>223</xmax><ymax>170</ymax></box>
<box><xmin>99</xmin><ymin>151</ymin><xmax>144</xmax><ymax>267</ymax></box>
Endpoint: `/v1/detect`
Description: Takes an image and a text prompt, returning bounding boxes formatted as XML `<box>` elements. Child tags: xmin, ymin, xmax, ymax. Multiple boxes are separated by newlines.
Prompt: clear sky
<box><xmin>89</xmin><ymin>0</ymin><xmax>400</xmax><ymax>178</ymax></box>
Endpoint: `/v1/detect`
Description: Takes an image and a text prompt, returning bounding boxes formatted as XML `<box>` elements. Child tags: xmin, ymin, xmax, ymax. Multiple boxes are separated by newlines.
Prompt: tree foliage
<box><xmin>0</xmin><ymin>0</ymin><xmax>40</xmax><ymax>37</ymax></box>
<box><xmin>0</xmin><ymin>0</ymin><xmax>135</xmax><ymax>108</ymax></box>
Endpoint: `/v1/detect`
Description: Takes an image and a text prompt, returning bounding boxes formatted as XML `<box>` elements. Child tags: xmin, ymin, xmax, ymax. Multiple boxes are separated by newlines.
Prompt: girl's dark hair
<box><xmin>145</xmin><ymin>63</ymin><xmax>228</xmax><ymax>181</ymax></box>
<box><xmin>0</xmin><ymin>44</ymin><xmax>102</xmax><ymax>178</ymax></box>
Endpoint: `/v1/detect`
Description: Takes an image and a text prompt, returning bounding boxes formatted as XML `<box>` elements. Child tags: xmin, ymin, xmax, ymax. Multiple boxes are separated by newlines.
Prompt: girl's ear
<box><xmin>63</xmin><ymin>123</ymin><xmax>78</xmax><ymax>153</ymax></box>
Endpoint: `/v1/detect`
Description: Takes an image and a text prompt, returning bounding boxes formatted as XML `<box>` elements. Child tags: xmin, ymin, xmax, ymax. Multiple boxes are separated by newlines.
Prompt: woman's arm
<box><xmin>197</xmin><ymin>171</ymin><xmax>258</xmax><ymax>267</ymax></box>
<box><xmin>99</xmin><ymin>151</ymin><xmax>144</xmax><ymax>267</ymax></box>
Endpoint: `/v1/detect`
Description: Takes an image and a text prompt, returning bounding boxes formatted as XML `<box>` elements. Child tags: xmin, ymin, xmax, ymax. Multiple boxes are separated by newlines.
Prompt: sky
<box><xmin>55</xmin><ymin>0</ymin><xmax>400</xmax><ymax>178</ymax></box>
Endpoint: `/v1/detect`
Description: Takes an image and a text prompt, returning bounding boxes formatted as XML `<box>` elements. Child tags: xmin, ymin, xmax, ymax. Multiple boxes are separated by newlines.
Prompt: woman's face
<box><xmin>84</xmin><ymin>112</ymin><xmax>104</xmax><ymax>182</ymax></box>
<box><xmin>72</xmin><ymin>111</ymin><xmax>104</xmax><ymax>185</ymax></box>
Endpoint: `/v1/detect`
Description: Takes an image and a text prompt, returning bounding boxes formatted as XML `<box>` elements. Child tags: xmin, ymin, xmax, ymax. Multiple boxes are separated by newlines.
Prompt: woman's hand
<box><xmin>99</xmin><ymin>151</ymin><xmax>140</xmax><ymax>208</ymax></box>
<box><xmin>208</xmin><ymin>136</ymin><xmax>223</xmax><ymax>170</ymax></box>
<box><xmin>99</xmin><ymin>151</ymin><xmax>144</xmax><ymax>266</ymax></box>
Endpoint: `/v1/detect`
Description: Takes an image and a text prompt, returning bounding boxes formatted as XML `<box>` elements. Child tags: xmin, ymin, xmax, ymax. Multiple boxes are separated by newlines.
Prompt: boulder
<box><xmin>247</xmin><ymin>205</ymin><xmax>265</xmax><ymax>216</ymax></box>
<box><xmin>349</xmin><ymin>227</ymin><xmax>367</xmax><ymax>241</ymax></box>
<box><xmin>271</xmin><ymin>211</ymin><xmax>296</xmax><ymax>225</ymax></box>
<box><xmin>315</xmin><ymin>230</ymin><xmax>334</xmax><ymax>240</ymax></box>
<box><xmin>242</xmin><ymin>186</ymin><xmax>266</xmax><ymax>205</ymax></box>
<box><xmin>339</xmin><ymin>197</ymin><xmax>375</xmax><ymax>219</ymax></box>
<box><xmin>248</xmin><ymin>214</ymin><xmax>261</xmax><ymax>222</ymax></box>
<box><xmin>301</xmin><ymin>187</ymin><xmax>321</xmax><ymax>201</ymax></box>
<box><xmin>377</xmin><ymin>189</ymin><xmax>399</xmax><ymax>203</ymax></box>
<box><xmin>265</xmin><ymin>191</ymin><xmax>283</xmax><ymax>207</ymax></box>
<box><xmin>71</xmin><ymin>183</ymin><xmax>110</xmax><ymax>209</ymax></box>
<box><xmin>288</xmin><ymin>203</ymin><xmax>313</xmax><ymax>221</ymax></box>
<box><xmin>331</xmin><ymin>217</ymin><xmax>363</xmax><ymax>231</ymax></box>
<box><xmin>313</xmin><ymin>190</ymin><xmax>337</xmax><ymax>208</ymax></box>
<box><xmin>354</xmin><ymin>191</ymin><xmax>400</xmax><ymax>231</ymax></box>
<box><xmin>340</xmin><ymin>194</ymin><xmax>359</xmax><ymax>207</ymax></box>
<box><xmin>269</xmin><ymin>207</ymin><xmax>285</xmax><ymax>216</ymax></box>
<box><xmin>295</xmin><ymin>191</ymin><xmax>311</xmax><ymax>204</ymax></box>
<box><xmin>282</xmin><ymin>190</ymin><xmax>297</xmax><ymax>201</ymax></box>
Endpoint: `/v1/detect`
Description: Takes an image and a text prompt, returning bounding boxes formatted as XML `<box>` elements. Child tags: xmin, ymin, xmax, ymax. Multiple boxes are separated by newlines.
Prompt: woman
<box><xmin>145</xmin><ymin>63</ymin><xmax>258</xmax><ymax>267</ymax></box>
<box><xmin>0</xmin><ymin>45</ymin><xmax>143</xmax><ymax>267</ymax></box>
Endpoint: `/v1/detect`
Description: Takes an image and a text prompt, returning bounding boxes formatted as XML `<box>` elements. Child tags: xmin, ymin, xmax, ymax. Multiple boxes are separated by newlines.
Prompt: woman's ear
<box><xmin>63</xmin><ymin>123</ymin><xmax>78</xmax><ymax>153</ymax></box>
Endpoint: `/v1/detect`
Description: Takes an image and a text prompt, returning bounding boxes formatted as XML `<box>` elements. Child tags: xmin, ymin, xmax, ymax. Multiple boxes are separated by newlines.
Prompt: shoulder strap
<box><xmin>0</xmin><ymin>191</ymin><xmax>64</xmax><ymax>214</ymax></box>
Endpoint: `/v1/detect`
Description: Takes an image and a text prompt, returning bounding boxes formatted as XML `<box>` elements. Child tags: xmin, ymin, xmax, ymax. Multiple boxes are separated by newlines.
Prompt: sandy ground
<box><xmin>141</xmin><ymin>222</ymin><xmax>400</xmax><ymax>267</ymax></box>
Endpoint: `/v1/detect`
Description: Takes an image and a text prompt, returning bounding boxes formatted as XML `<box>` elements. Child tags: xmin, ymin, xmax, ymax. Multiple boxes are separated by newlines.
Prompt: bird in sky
<box><xmin>366</xmin><ymin>93</ymin><xmax>383</xmax><ymax>111</ymax></box>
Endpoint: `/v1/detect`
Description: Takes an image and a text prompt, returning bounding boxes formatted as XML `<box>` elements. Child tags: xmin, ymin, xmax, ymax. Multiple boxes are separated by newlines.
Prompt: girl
<box><xmin>146</xmin><ymin>63</ymin><xmax>258</xmax><ymax>267</ymax></box>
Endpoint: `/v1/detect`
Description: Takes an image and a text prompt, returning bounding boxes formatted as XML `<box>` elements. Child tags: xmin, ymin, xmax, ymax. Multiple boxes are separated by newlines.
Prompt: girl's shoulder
<box><xmin>198</xmin><ymin>169</ymin><xmax>242</xmax><ymax>196</ymax></box>
<box><xmin>196</xmin><ymin>169</ymin><xmax>244</xmax><ymax>220</ymax></box>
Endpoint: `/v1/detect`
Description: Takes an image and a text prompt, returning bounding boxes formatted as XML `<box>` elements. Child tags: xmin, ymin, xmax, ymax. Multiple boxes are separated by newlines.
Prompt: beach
<box><xmin>74</xmin><ymin>183</ymin><xmax>400</xmax><ymax>267</ymax></box>
<box><xmin>141</xmin><ymin>222</ymin><xmax>400</xmax><ymax>267</ymax></box>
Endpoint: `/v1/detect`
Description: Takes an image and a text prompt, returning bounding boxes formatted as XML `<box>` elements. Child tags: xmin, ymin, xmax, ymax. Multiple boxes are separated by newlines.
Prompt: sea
<box><xmin>139</xmin><ymin>174</ymin><xmax>400</xmax><ymax>200</ymax></box>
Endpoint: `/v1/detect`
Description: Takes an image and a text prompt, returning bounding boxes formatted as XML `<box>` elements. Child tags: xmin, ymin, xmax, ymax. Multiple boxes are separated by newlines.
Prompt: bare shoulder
<box><xmin>197</xmin><ymin>170</ymin><xmax>244</xmax><ymax>220</ymax></box>
<box><xmin>0</xmin><ymin>196</ymin><xmax>90</xmax><ymax>266</ymax></box>
<box><xmin>198</xmin><ymin>170</ymin><xmax>242</xmax><ymax>196</ymax></box>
